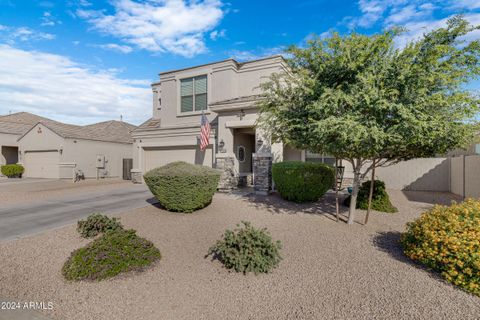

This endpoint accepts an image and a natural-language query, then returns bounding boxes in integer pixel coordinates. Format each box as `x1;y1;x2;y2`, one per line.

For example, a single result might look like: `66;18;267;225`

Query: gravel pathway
0;190;478;320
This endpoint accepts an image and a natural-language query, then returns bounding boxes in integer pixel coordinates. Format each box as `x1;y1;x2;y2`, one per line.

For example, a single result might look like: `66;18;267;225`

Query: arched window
238;146;246;162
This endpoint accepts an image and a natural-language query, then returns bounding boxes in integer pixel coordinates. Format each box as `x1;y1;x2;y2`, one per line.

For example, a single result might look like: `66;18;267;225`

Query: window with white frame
180;75;207;113
305;151;336;165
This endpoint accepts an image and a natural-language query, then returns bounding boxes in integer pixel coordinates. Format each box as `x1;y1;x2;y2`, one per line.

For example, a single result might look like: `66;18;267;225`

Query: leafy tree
258;16;480;224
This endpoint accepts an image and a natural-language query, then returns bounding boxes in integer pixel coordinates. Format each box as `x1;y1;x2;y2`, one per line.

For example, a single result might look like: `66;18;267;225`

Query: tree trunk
334;158;340;222
347;170;361;225
364;160;376;225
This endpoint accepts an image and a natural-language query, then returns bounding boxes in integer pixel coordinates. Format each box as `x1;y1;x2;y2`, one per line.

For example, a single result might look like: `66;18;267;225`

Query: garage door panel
24;151;60;178
144;147;212;172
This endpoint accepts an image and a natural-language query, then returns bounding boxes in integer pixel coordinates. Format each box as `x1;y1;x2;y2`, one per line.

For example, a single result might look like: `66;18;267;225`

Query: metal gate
123;158;133;180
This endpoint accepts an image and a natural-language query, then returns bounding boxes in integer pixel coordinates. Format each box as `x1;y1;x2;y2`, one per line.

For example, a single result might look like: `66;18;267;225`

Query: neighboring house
0;112;53;167
0;112;136;179
132;55;314;193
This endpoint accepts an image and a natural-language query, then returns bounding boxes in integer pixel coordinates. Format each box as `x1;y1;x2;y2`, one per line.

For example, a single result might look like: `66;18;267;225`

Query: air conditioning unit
96;155;105;168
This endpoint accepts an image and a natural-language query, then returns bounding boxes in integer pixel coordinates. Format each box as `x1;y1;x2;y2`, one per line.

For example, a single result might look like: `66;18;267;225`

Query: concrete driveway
0;183;154;242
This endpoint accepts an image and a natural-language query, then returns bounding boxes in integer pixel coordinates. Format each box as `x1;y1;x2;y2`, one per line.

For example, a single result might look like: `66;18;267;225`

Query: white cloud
347;0;480;46
77;0;225;57
41;11;62;27
395;13;480;47
228;46;285;62
0;45;151;125
96;43;133;54
0;25;55;43
209;29;226;40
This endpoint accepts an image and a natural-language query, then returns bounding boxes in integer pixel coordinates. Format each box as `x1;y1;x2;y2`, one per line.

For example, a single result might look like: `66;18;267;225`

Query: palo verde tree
258;16;480;224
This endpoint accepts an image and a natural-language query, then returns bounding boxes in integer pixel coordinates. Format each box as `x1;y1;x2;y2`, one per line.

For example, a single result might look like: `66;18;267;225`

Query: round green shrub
77;213;123;238
1;164;24;178
62;229;161;281
144;161;221;213
207;221;282;274
401;199;480;296
272;161;335;202
344;180;397;213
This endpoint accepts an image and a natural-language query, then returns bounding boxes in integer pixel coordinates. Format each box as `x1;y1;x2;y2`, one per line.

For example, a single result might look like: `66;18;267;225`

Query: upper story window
180;75;207;113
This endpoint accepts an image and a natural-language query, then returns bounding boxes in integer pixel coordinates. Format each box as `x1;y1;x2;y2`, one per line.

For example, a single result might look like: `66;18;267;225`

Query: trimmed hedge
144;161;221;213
344;180;397;213
401;199;480;296
207;221;282;274
62;229;161;281
272;161;335;202
1;164;24;178
77;213;123;238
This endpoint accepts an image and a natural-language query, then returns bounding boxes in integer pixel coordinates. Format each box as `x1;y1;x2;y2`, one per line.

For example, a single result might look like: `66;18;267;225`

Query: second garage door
144;146;213;172
24;151;60;178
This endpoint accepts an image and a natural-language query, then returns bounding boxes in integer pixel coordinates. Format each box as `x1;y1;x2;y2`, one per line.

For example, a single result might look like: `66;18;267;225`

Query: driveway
0;183;153;242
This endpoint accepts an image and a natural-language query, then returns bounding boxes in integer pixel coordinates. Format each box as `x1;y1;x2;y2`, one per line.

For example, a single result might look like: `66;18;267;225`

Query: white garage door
24;151;60;178
144;146;213;172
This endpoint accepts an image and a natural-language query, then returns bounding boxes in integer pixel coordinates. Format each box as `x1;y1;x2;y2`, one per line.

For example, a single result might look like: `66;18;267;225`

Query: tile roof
0;112;136;144
210;94;263;106
135;118;161;131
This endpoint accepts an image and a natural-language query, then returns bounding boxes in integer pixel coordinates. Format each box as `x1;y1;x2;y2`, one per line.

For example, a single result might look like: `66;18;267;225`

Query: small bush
401;199;480;296
77;213;123;238
272;161;334;202
207;221;282;274
344;180;397;213
62;229;161;281
144;161;221;213
1;164;24;178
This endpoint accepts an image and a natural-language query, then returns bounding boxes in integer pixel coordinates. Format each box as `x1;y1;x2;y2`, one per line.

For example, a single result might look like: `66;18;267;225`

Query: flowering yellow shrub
401;199;480;296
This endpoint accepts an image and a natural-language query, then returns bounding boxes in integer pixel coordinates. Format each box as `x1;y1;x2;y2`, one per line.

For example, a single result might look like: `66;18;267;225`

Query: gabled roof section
1;112;137;144
0;112;53;125
134;118;161;132
0;112;54;135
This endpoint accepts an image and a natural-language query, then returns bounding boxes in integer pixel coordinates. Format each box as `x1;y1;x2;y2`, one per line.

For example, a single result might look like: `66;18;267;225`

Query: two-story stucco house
132;55;309;194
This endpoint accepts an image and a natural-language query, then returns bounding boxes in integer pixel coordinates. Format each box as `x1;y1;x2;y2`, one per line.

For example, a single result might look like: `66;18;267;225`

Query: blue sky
0;0;479;125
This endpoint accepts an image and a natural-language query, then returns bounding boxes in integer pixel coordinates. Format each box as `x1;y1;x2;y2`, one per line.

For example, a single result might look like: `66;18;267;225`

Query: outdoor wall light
59;146;63;155
256;138;263;148
218;139;225;153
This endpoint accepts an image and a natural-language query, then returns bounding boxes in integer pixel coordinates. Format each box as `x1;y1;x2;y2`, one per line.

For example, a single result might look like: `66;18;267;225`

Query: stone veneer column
253;153;272;195
215;154;238;192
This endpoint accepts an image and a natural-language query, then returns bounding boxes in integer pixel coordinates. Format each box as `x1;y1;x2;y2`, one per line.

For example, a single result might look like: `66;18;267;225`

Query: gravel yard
0;190;478;320
0;178;131;204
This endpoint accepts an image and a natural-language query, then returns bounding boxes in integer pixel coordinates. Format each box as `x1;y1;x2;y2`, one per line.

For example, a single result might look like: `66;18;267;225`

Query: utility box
96;155;105;168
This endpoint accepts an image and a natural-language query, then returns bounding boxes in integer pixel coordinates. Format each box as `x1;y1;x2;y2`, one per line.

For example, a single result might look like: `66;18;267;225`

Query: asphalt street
0;184;153;242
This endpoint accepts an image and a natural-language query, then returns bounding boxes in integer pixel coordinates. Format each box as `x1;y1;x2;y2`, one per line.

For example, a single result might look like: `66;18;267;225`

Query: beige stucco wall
465;155;480;198
283;145;302;161
19;123;132;179
61;139;132;179
375;158;450;191
450;156;464;196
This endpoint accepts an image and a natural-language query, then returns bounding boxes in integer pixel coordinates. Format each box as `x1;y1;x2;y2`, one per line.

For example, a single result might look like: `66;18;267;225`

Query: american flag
200;113;211;151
